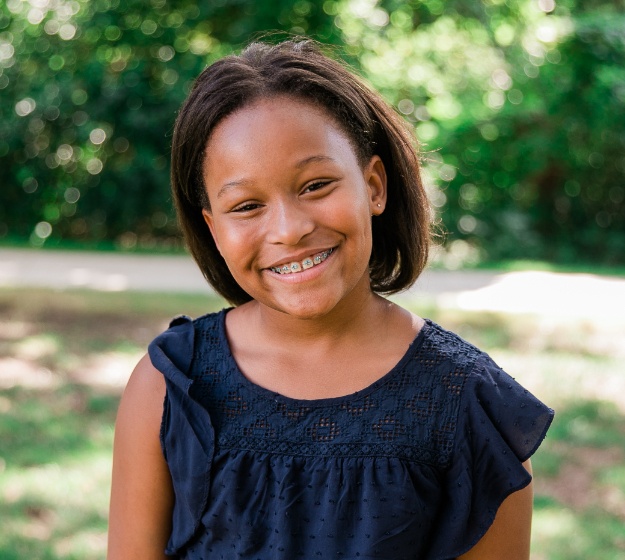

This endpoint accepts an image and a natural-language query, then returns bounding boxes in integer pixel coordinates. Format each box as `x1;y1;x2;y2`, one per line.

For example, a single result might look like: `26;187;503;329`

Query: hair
171;38;431;305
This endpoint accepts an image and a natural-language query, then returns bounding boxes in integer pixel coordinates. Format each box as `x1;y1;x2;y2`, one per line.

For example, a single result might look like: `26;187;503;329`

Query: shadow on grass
0;384;115;560
0;385;117;467
0;288;225;354
1;497;107;560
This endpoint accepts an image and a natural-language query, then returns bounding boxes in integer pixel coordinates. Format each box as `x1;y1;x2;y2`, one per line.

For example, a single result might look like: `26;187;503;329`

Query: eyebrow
215;155;337;199
216;178;253;199
294;155;336;168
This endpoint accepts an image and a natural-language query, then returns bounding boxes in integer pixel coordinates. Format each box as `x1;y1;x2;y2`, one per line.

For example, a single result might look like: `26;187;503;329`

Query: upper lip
265;247;335;269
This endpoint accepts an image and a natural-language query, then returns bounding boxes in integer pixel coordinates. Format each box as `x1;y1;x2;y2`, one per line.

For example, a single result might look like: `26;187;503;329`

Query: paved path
1;248;624;321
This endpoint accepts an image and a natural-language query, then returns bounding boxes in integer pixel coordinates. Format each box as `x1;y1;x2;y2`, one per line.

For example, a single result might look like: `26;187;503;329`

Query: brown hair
171;39;431;305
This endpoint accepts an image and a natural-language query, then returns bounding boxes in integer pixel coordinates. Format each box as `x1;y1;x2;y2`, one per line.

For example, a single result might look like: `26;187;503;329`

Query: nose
265;198;315;245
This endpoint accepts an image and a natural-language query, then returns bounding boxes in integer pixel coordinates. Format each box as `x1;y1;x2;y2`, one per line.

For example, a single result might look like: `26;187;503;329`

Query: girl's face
202;96;386;319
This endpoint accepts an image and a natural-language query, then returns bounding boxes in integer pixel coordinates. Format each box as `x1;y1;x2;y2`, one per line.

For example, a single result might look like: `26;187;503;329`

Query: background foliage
1;0;624;263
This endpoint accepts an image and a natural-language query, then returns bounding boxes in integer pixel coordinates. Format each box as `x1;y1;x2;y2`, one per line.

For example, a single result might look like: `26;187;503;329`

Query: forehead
202;97;359;177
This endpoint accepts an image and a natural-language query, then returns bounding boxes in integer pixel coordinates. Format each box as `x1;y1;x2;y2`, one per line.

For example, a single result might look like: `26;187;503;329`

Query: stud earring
377;203;381;208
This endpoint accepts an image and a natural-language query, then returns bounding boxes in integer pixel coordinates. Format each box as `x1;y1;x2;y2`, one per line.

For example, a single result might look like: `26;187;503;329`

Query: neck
244;285;391;348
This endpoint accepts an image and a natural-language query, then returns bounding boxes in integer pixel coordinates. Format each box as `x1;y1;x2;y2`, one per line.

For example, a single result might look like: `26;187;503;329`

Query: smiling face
201;96;386;320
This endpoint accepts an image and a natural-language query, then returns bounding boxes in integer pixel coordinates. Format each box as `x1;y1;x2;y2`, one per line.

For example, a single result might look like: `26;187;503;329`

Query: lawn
1;287;624;559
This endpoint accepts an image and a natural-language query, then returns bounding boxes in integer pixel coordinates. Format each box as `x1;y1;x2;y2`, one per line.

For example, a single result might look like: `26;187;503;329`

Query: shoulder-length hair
171;39;431;305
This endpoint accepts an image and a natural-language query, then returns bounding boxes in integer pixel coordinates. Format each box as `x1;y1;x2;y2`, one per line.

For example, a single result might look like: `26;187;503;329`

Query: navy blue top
148;309;553;559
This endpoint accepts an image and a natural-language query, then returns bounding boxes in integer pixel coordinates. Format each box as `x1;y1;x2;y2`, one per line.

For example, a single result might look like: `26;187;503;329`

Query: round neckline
216;308;432;408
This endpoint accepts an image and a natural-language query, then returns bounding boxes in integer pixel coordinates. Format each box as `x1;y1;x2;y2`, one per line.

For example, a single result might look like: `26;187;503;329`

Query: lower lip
265;248;336;284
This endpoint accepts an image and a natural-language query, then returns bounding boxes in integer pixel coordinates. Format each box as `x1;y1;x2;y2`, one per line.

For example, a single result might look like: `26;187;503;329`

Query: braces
270;248;334;274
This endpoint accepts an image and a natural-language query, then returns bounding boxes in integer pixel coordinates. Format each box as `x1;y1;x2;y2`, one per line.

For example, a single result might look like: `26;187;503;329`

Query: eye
231;202;261;213
303;180;331;194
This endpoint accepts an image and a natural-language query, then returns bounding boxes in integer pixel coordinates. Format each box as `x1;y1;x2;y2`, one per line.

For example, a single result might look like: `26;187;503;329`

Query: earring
377;203;381;208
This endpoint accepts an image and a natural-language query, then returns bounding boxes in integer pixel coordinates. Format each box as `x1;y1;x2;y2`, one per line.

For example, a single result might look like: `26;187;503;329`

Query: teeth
271;248;334;275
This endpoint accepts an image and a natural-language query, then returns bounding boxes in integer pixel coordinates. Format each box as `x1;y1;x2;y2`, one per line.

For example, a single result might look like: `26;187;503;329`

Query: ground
1;285;624;559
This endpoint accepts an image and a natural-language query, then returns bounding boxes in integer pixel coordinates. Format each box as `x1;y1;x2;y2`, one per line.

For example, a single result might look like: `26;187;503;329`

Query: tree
0;0;339;249
1;0;623;264
332;0;625;263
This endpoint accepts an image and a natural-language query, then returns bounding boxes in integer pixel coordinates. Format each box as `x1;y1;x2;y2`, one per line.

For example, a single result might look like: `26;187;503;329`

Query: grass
1;286;624;559
0;237;185;255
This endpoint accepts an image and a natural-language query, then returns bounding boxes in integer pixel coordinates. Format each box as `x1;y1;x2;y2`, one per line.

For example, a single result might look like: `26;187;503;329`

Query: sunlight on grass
598;464;625;522
14;334;61;361
1;450;112;559
532;502;625;560
532;501;578;543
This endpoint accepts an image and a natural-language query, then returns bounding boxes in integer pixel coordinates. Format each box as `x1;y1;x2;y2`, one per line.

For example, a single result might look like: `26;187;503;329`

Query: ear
202;208;221;254
364;155;387;216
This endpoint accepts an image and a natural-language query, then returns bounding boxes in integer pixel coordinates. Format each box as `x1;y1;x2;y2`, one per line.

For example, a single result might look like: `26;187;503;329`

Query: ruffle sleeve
427;354;554;559
148;316;215;556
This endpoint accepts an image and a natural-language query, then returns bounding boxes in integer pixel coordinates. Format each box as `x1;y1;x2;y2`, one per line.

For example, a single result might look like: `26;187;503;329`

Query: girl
108;39;553;560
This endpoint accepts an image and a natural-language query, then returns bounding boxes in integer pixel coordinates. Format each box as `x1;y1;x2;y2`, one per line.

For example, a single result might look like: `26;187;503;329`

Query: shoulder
411;320;553;454
420;319;485;362
416;320;533;399
116;354;167;446
424;321;555;467
147;309;228;378
154;309;226;340
411;319;487;395
421;325;553;558
109;354;174;559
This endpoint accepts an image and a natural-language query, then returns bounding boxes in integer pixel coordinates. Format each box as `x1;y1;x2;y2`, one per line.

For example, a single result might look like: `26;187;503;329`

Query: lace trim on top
187;310;482;468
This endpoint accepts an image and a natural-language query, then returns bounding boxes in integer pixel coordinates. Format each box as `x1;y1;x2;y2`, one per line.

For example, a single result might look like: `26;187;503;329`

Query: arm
457;460;534;560
107;354;174;560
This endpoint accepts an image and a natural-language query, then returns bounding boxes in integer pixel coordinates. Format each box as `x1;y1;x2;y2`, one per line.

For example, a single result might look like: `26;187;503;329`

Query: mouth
269;248;335;275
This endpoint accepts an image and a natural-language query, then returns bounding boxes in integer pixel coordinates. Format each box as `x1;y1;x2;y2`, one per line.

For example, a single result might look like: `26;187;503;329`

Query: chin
263;292;343;320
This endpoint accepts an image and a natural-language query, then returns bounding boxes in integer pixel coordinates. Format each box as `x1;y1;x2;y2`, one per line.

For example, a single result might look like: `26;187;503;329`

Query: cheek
331;187;373;236
214;225;241;252
212;221;259;268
